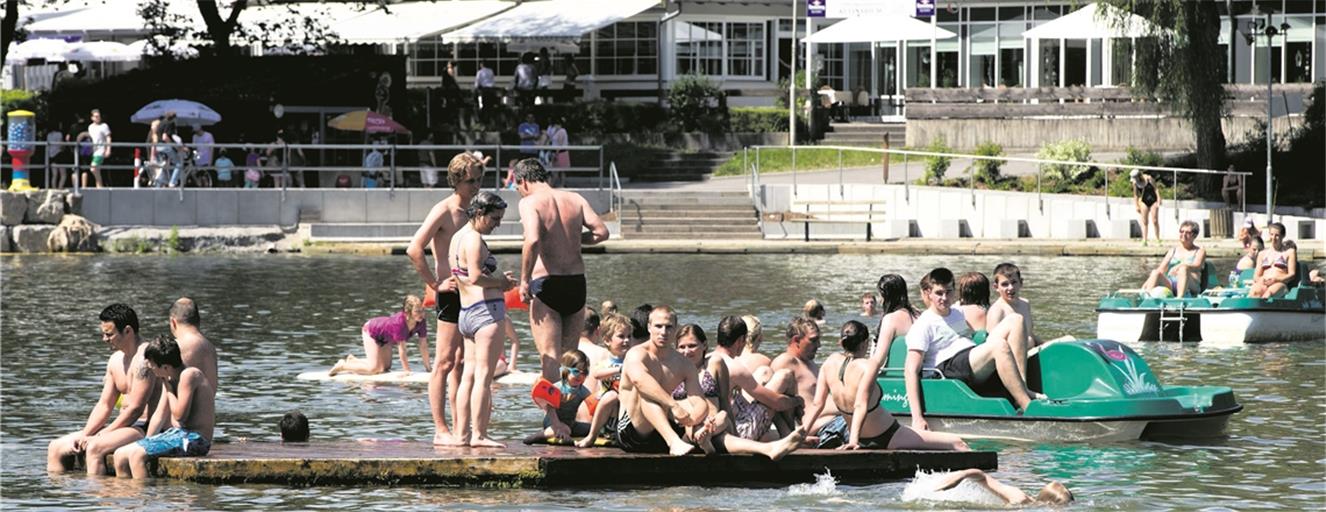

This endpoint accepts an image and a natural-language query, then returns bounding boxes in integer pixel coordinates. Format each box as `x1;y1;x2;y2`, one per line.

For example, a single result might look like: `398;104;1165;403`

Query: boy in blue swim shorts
113;335;216;479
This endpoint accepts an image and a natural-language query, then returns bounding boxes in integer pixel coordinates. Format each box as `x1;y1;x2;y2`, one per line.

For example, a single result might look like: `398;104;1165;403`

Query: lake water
2;253;1322;510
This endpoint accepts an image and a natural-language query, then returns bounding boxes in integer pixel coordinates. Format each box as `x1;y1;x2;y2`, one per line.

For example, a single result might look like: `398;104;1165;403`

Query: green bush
922;136;953;185
667;74;727;133
1118;146;1164;168
729;107;788;133
968;141;1005;184
1036;139;1094;182
1;89;47;120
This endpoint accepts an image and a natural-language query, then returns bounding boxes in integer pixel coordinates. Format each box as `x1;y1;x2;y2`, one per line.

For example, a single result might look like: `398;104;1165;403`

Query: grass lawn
712;148;909;176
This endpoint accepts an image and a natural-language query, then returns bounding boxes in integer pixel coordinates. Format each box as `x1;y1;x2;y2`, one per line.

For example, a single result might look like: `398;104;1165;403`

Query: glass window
1286;41;1311;82
1111;38;1133;86
877;45;898;95
1040;39;1060;86
817;42;844;89
907;43;931;87
1064;39;1086;86
937;51;959;87
676;21;724;76
727;22;766;78
596;21;659;76
1000;48;1024;86
677;21;766;78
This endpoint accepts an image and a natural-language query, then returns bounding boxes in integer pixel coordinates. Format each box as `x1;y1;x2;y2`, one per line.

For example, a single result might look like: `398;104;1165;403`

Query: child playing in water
329;295;431;376
987;263;1040;351
577;313;632;447
527;350;593;444
280;411;309;442
903;469;1073;506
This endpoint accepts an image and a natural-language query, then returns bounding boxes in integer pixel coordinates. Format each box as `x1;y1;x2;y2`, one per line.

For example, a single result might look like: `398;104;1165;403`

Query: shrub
1036;139;1094;182
968;141;1005;184
729;107;788;133
666;74;727;133
0;89;47;120
922;136;953;184
1118;146;1164;168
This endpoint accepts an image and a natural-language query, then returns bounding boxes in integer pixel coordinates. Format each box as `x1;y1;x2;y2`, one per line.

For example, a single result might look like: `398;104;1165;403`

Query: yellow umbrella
327;110;410;134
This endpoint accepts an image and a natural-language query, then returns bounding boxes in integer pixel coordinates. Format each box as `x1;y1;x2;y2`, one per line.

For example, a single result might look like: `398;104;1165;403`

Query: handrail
608;161;623;216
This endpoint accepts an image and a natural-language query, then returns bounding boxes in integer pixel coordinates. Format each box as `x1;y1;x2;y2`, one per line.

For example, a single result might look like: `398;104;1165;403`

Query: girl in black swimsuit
1131;170;1162;245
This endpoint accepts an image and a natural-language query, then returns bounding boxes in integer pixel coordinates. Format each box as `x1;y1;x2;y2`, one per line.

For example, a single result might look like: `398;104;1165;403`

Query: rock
65;193;83;216
24;190;68;224
0;191;25;225
0;226;11;252
12;225;56;253
47;214;100;252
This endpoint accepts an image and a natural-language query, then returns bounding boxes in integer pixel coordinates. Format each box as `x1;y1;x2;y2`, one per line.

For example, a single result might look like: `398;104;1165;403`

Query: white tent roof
330;1;510;44
801;15;956;44
1022;2;1157;39
22;0;205;36
441;0;659;45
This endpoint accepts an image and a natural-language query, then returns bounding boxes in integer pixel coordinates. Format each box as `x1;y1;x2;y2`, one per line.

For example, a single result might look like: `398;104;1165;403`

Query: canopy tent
22;1;204;37
64;41;139;62
329;1;510;45
441;0;659;46
5;39;73;65
801;14;956;44
1021;2;1157;40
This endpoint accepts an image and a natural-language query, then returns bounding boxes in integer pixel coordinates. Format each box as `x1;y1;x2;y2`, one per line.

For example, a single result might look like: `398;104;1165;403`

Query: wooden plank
153;441;996;487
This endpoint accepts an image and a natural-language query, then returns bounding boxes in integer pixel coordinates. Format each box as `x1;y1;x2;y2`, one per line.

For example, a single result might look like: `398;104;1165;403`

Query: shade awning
1022;2;1157;40
801;15;956;44
441;0;659;45
22;0;204;36
330;1;511;44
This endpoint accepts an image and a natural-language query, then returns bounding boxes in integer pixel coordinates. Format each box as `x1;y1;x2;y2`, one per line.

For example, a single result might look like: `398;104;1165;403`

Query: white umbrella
128;39;200;59
131;99;222;126
64;41;139;62
6;38;72;64
801;15;957;44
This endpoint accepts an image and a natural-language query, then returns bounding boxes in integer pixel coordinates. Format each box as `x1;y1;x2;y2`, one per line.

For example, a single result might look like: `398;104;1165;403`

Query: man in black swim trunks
47;304;161;475
407;152;485;446
513;158;610;383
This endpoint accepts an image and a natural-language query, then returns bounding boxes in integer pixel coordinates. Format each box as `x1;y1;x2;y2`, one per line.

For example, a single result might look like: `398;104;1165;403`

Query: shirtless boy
513;158;610;382
710;316;801;441
986;262;1041;374
112;336;216;479
168;297;219;390
48;304;160;476
407;152;484;445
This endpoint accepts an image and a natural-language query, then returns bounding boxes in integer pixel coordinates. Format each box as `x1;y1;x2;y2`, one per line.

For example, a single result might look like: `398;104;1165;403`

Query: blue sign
916;0;934;17
808;0;826;18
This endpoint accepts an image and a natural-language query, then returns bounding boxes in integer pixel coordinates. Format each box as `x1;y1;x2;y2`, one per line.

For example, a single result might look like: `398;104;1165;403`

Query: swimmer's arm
518;199;541;291
461;236;509;289
1191;247;1207;271
398;342;412;373
144;387;170;437
416;336;432;373
938;469;1030;505
1282;249;1299;285
590;363;620;381
407;204;447;290
105;359;156;432
170;371;200;425
734;364;798;411
81;365;119;438
580;198;610;246
904;350;928;430
504;319;519;371
869;320;897;369
712;358;732;419
800;364;831;428
623;352;679;411
933;468;987;491
1022;301;1041;346
1156;248;1176;275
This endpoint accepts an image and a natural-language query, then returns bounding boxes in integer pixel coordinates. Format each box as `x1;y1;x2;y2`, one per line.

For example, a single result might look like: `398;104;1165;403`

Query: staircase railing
745;148;764;232
609;161;623;216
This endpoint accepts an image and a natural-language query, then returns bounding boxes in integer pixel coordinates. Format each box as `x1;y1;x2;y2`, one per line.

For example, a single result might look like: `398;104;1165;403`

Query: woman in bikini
803;320;968;451
1131;169;1162;246
1142;219;1207;297
674;324;729;437
449;191;517;447
1249;222;1298;298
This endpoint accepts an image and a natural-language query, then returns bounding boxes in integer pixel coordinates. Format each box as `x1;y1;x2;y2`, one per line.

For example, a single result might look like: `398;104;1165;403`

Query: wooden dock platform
154;442;997;487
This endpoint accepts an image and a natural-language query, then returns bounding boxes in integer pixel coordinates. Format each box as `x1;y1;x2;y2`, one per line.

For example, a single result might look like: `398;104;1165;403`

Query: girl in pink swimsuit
329;295;431;376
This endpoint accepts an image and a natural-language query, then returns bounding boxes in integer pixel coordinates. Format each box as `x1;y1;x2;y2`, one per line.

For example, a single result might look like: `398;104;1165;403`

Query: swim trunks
935;346;976;385
615;410;685;454
815;415;848;449
90;154;105;166
530;274;587;316
136;427;211;458
857;420;901;449
459;298;506;338
731;391;776;440
435;289;461;324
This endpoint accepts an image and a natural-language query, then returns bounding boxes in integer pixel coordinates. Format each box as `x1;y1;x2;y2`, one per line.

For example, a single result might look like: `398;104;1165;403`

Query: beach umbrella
64;41;139;62
130;99;222;126
327;110;411;134
6;38;72;64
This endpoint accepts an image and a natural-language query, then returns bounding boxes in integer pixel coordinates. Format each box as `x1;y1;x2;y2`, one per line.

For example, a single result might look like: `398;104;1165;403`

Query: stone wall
905;116;1305;151
0;190;100;253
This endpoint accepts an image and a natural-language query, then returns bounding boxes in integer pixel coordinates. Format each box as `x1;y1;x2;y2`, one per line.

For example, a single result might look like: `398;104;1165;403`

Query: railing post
598;145;604;191
969;154;976;207
1172;169;1178;225
283;142;290;199
389;143;397;194
903;153;909;203
792;145;797;197
1104;167;1111;219
837;147;843;198
1036;169;1043;212
495;144;503;190
73;149;81;196
43;140;51;188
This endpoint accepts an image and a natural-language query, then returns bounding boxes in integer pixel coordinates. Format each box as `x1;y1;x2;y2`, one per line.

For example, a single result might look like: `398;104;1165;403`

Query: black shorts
935;346;977;385
530;274;587;316
615;412;683;454
435;289;461;324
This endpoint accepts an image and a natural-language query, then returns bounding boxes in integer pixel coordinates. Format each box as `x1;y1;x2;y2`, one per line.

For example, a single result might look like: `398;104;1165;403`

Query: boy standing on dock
113;336;216;479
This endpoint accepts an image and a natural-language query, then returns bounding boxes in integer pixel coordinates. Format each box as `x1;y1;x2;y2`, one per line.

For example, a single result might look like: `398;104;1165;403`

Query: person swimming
902;469;1074;507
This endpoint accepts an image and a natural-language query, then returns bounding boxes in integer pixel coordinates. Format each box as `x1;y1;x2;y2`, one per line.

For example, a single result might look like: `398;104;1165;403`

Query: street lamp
1243;10;1291;221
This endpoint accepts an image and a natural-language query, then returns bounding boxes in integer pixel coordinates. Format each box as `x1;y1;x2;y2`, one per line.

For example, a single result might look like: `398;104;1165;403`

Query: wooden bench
792;200;889;241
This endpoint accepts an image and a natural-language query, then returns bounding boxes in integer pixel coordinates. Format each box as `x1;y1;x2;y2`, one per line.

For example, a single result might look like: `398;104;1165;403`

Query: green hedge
729;107;788;133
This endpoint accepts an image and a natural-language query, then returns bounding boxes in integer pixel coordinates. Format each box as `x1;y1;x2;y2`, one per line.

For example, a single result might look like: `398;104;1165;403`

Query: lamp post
1244;10;1291;221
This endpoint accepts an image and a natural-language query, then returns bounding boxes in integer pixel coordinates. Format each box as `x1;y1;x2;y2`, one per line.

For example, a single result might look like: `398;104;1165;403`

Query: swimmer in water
908;468;1074;506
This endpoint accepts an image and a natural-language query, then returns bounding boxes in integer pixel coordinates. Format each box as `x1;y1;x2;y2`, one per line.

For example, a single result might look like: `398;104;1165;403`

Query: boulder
25;190;68;224
0;191;25;225
0;226;11;252
12;225;56;253
47;214;100;252
65;192;83;216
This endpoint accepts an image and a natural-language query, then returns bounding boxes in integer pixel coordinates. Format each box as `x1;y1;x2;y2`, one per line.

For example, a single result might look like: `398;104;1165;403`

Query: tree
1103;1;1227;188
195;0;245;56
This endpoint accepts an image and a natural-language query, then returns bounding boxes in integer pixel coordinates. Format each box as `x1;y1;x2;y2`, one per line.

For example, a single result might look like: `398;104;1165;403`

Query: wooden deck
154;441;997;487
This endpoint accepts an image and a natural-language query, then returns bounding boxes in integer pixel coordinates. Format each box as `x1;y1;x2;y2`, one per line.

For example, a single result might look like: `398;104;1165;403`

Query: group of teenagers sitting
515;261;1050;463
1140;219;1315;299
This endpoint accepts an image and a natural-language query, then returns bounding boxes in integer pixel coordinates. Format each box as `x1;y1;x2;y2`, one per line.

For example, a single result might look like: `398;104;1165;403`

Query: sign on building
808;0;826;18
916;0;935;17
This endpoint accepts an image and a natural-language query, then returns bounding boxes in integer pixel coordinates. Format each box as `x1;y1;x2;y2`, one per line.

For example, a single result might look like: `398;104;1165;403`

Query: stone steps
614;191;760;239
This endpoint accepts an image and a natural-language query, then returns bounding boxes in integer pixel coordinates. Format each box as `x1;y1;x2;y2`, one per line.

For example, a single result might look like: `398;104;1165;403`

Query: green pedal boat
875;335;1242;442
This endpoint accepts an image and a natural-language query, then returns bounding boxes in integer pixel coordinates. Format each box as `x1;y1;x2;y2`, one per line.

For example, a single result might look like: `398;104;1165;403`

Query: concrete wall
906;116;1305;151
761;183;1325;241
80;189;613;227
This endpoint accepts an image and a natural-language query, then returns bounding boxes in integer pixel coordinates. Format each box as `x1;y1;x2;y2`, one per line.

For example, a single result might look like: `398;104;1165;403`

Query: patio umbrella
328;110;411;134
130;99;222;125
64;41;139;62
6;38;72;64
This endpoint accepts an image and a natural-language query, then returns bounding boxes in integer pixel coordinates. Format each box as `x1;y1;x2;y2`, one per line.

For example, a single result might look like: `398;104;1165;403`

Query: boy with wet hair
281;411;310;442
905;268;1042;432
112;335;215;479
986;262;1041;366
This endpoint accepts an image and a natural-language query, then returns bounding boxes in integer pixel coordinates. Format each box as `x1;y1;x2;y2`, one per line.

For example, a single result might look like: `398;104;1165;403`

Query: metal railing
608;161;623;216
747;145;1252;217
5;141;608;199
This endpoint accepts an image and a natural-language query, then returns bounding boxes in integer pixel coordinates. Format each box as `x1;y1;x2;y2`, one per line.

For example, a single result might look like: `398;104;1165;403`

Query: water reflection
1;253;1321;510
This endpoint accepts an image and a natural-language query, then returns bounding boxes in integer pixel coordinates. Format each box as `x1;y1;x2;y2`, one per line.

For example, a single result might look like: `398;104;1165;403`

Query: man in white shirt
904;267;1040;432
86;109;111;188
474;61;496;110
